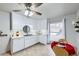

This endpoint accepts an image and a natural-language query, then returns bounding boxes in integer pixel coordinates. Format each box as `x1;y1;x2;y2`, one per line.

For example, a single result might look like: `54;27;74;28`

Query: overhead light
29;11;33;16
24;10;29;16
24;10;33;16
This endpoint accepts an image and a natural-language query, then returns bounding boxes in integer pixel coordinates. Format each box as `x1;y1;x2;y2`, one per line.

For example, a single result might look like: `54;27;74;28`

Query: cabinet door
1;37;9;53
25;37;31;48
13;37;24;53
0;37;9;54
0;38;3;54
25;36;38;48
39;35;47;44
30;36;38;45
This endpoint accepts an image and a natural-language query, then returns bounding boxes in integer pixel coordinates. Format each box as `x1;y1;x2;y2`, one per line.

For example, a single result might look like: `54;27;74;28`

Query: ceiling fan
13;3;43;16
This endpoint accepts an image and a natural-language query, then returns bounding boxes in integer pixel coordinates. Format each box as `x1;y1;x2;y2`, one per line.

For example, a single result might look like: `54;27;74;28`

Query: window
50;23;62;35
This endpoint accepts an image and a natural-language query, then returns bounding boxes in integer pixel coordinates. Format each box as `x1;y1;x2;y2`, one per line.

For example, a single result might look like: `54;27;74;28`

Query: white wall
34;19;47;31
65;14;77;47
76;10;79;55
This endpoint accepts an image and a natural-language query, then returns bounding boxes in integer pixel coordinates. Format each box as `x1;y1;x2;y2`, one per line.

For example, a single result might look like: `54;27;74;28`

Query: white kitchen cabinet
24;36;38;48
0;37;3;54
24;36;31;48
11;36;38;54
0;36;9;54
38;35;47;44
2;37;9;53
11;37;25;53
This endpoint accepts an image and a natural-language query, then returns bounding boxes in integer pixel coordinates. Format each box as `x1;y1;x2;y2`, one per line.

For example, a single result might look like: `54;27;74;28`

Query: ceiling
0;3;79;19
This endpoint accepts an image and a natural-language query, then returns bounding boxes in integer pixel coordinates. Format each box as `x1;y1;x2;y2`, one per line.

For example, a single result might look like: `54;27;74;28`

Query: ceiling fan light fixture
29;11;33;16
24;10;33;16
24;10;29;16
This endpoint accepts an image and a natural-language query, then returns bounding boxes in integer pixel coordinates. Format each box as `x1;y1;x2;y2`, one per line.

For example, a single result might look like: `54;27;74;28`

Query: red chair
51;41;76;56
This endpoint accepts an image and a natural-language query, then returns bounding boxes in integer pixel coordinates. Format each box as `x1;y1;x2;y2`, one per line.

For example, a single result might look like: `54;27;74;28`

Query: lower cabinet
24;36;38;48
0;38;2;54
11;37;25;53
11;35;47;54
11;36;38;54
37;35;47;44
0;37;9;54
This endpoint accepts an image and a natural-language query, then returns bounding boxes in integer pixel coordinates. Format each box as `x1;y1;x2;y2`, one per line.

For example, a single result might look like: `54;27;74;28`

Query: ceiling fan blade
34;11;42;15
24;3;32;8
26;8;42;15
12;10;22;12
27;9;42;15
34;3;43;7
